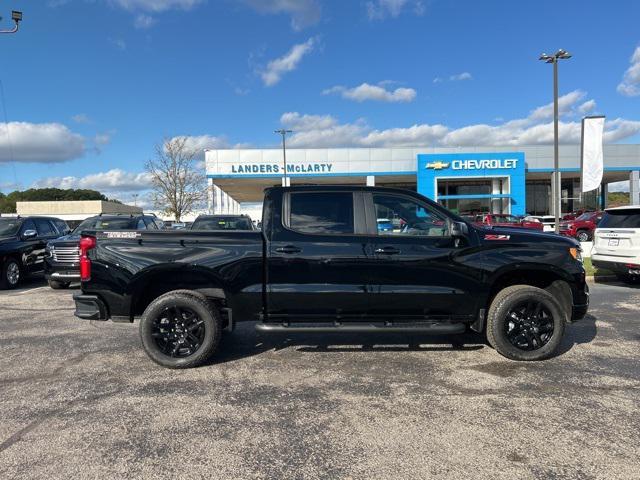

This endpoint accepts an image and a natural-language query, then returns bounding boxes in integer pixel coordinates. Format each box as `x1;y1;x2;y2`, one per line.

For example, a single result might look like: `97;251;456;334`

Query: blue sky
1;0;639;203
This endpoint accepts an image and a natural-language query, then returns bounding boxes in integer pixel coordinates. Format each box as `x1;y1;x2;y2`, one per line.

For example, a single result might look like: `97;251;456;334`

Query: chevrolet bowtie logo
426;161;450;170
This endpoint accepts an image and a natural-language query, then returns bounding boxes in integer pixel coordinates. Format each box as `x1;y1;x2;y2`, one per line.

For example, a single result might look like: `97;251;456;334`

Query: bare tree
145;137;207;222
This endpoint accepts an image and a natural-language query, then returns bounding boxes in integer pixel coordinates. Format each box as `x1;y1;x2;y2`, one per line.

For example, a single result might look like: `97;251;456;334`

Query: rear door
267;190;375;319
367;192;480;321
595;209;640;259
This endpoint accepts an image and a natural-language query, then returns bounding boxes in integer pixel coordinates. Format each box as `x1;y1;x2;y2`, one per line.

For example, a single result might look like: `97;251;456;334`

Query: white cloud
578;99;597;115
279;90;640;148
608;181;630;193
241;0;321;31
617;46;640;97
109;37;127;50
0;122;85;163
260;37;318;86
109;0;204;12
366;0;425;20
72;113;92;124
32;169;151;193
433;72;472;83
134;14;156;28
169;134;230;153
528;90;587;121
449;72;472;81
323;82;416;103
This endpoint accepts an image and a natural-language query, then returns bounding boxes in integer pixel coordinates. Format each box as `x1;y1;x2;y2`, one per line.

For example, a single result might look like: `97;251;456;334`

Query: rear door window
34;219;57;237
598;209;640;228
288;192;355;235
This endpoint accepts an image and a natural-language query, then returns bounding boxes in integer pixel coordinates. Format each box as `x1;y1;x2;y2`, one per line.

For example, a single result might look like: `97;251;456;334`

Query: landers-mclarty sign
231;163;334;174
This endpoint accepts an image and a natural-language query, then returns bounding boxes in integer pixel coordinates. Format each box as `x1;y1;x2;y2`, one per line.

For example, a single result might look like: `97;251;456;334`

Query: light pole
539;49;572;234
275;129;292;187
0;10;22;34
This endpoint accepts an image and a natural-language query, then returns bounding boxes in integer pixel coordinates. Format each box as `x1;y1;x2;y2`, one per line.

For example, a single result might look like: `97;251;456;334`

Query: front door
267;190;375;320
367;192;481;321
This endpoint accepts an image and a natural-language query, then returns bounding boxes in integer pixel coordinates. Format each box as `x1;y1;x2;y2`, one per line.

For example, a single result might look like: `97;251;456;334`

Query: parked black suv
0;216;71;289
44;213;164;289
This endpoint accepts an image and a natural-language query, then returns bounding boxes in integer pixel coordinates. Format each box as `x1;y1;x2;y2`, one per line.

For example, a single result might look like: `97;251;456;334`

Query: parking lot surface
0;279;639;479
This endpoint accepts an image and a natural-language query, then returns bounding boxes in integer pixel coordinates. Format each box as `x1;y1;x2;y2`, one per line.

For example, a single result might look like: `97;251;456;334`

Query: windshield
598;209;640;228
0;218;21;236
191;217;253;230
575;212;595;221
493;214;519;223
74;217;134;232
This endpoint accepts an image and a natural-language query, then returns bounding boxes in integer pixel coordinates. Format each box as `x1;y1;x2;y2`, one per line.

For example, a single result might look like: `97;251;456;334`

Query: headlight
569;247;583;263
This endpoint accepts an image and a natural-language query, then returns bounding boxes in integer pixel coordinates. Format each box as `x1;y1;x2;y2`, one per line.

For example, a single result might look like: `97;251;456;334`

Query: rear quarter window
598;210;640;228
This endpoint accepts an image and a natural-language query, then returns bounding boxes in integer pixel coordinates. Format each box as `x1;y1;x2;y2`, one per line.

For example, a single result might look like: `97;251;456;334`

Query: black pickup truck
74;186;588;368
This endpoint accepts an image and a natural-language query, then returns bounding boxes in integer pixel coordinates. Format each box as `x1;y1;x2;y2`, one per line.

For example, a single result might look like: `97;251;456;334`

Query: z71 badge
484;234;510;241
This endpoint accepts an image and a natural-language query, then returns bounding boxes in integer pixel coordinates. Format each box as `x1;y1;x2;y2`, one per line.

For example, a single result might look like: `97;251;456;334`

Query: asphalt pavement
0;277;638;479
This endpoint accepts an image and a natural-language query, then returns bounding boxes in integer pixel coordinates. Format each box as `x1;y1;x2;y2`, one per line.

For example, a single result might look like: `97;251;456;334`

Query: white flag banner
581;116;605;193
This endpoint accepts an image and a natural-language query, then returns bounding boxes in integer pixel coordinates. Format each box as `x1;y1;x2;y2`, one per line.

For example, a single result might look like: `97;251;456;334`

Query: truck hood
475;225;580;247
47;233;81;247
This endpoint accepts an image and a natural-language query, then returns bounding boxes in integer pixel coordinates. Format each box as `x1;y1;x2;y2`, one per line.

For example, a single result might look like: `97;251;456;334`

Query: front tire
139;291;222;369
576;230;590;242
486;285;565;361
48;279;70;289
1;258;21;290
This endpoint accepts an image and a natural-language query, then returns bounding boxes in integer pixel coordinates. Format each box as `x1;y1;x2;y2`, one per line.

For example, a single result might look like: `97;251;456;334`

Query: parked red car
559;211;603;242
472;214;544;230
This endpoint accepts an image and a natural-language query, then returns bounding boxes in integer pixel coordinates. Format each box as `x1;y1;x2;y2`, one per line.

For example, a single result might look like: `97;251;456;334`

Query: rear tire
1;258;21;290
139;290;222;369
48;279;70;289
576;230;590;242
486;285;565;361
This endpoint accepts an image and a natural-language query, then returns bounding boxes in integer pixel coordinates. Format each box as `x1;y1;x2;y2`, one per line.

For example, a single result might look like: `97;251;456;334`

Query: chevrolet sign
426;161;450;170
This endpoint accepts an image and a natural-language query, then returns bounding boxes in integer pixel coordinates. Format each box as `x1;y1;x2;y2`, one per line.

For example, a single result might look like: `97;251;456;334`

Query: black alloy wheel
486;285;565;361
151;305;206;358
504;301;554;351
139;290;222;368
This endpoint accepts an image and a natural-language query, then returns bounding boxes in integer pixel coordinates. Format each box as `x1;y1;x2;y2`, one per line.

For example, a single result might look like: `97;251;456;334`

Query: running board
255;322;466;334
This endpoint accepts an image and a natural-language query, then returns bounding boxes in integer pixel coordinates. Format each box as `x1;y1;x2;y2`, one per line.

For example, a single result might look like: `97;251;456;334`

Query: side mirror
22;229;37;240
448;220;468;238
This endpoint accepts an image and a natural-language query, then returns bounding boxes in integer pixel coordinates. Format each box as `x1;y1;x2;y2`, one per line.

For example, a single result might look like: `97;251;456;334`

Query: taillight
79;236;97;281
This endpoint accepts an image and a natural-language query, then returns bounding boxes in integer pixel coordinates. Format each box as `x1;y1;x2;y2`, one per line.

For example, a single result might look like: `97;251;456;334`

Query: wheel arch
485;265;574;323
128;264;228;318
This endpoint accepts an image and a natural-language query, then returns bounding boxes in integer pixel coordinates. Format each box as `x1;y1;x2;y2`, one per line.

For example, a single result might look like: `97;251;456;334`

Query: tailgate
594;228;640;258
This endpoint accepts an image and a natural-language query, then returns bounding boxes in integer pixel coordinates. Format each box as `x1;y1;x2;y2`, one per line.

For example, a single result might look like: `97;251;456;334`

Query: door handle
275;245;302;254
375;247;400;255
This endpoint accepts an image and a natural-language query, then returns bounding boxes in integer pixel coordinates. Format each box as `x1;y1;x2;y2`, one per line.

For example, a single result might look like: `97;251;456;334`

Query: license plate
608;239;619;246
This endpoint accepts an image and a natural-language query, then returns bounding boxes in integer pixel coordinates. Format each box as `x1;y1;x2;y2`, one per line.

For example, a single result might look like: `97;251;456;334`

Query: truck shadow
211;324;486;365
210;314;598;365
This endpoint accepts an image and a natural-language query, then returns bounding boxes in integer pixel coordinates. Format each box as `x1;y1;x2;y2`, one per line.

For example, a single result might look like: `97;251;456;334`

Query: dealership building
205;145;640;218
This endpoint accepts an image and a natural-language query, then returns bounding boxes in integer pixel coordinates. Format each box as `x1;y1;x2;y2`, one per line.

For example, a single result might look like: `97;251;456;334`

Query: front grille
51;246;80;264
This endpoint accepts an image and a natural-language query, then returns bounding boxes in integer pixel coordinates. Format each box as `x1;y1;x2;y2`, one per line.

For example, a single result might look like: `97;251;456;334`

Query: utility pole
274;129;292;187
539;49;572;234
0;10;22;34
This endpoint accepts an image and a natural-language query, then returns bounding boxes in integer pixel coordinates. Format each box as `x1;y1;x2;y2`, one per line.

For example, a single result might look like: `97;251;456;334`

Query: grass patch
583;257;613;278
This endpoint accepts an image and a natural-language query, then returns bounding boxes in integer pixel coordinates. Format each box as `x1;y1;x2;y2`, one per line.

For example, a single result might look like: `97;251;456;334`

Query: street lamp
275;129;292;187
539;49;572;234
0;10;23;34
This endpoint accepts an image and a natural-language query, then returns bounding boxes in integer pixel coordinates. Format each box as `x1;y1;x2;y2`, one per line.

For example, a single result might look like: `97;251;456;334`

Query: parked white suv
591;205;640;284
